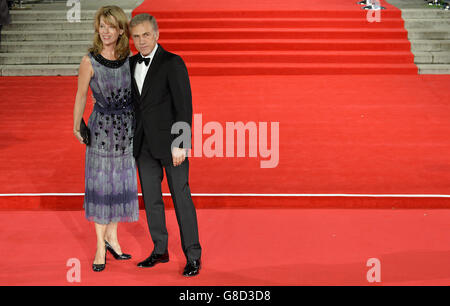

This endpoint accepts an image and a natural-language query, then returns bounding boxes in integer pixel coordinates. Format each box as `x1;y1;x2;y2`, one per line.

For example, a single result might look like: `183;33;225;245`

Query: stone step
0;64;79;76
2;30;94;42
401;8;450;19
4;21;448;33
0;53;85;65
9;9;132;21
1;39;415;53
1;28;413;42
3;20;93;31
6;7;448;21
410;40;450;51
0;51;416;65
4;28;448;43
0;41;91;52
2;49;443;67
23;0;140;11
414;51;433;63
417;64;450;74
404;19;450;29
413;51;450;63
408;30;450;40
3;18;407;31
429;51;450;63
0;63;419;76
385;0;436;9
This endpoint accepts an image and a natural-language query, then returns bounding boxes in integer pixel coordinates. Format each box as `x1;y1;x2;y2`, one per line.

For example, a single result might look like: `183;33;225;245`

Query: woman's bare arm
73;55;93;143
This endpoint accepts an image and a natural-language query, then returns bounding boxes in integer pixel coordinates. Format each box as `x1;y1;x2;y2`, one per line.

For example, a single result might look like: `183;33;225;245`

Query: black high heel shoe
105;240;132;260
92;248;106;272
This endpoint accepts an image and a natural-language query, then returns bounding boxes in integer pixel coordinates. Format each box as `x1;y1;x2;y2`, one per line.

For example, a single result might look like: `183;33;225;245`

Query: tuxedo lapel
140;45;164;102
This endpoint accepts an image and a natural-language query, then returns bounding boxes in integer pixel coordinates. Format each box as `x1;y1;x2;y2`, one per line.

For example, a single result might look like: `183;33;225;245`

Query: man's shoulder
164;51;186;68
158;46;184;63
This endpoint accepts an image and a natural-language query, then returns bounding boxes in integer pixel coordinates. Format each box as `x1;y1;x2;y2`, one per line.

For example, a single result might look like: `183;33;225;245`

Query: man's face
131;21;158;56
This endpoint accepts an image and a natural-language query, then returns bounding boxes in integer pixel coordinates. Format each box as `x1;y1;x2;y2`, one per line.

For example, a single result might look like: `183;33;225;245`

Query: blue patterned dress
84;52;139;224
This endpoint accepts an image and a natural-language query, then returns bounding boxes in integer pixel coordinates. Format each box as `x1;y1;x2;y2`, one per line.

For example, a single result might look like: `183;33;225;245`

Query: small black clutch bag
80;118;90;146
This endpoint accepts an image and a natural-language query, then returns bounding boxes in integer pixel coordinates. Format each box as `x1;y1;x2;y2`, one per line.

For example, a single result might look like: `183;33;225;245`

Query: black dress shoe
105;240;132;260
183;259;201;277
92;249;107;272
137;252;169;268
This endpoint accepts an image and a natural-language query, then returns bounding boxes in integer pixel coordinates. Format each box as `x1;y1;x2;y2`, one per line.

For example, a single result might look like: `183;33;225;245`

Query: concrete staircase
1;0;449;75
0;0;139;76
387;0;450;74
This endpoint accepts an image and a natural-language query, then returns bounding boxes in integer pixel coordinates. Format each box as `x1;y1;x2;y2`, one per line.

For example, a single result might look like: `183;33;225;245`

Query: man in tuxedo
129;13;202;277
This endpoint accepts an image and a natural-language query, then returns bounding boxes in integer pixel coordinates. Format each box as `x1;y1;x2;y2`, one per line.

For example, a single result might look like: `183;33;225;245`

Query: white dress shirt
134;43;159;95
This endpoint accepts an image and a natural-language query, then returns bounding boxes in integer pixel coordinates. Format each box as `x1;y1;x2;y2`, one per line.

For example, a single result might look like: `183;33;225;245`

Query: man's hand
172;147;186;167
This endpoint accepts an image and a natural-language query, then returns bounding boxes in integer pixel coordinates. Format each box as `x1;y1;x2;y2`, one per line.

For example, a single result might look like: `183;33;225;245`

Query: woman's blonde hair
89;6;130;60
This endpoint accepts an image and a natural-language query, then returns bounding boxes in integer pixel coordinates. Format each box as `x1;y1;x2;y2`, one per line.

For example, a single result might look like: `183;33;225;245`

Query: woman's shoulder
78;54;94;77
80;54;93;66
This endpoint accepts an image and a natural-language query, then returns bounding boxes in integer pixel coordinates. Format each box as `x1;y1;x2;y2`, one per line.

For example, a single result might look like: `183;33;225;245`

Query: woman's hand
73;129;84;144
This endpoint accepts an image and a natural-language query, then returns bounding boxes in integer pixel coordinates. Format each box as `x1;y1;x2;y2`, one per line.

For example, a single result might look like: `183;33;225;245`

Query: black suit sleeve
168;55;193;149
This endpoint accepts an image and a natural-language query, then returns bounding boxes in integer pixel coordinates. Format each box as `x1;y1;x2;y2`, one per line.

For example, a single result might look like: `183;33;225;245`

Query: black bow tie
137;56;150;66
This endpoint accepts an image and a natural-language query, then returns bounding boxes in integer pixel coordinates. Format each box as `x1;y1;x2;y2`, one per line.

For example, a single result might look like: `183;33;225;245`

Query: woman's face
98;16;123;46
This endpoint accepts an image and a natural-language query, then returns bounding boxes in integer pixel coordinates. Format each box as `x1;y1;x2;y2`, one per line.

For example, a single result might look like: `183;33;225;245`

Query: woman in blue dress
73;6;138;272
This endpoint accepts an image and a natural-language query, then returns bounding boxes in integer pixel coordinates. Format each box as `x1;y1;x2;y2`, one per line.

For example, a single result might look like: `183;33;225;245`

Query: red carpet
131;0;417;75
0;0;449;287
1;75;450;209
1;209;449;285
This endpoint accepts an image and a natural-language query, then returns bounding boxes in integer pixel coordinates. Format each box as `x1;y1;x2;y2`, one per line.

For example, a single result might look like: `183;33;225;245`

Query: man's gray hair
129;13;159;34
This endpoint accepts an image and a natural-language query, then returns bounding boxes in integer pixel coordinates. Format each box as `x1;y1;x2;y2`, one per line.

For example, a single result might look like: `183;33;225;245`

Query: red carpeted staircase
131;7;418;75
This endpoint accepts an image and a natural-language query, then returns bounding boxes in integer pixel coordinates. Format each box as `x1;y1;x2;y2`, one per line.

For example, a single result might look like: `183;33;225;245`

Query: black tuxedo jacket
130;45;193;165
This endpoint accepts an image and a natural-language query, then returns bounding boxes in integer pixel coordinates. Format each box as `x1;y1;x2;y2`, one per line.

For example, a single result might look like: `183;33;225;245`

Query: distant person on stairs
0;0;11;43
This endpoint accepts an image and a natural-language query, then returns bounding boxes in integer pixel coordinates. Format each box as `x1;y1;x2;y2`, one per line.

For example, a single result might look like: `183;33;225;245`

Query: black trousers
136;136;201;262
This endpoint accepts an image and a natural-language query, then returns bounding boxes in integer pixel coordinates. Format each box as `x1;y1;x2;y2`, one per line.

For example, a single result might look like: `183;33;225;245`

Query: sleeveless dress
84;52;139;224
